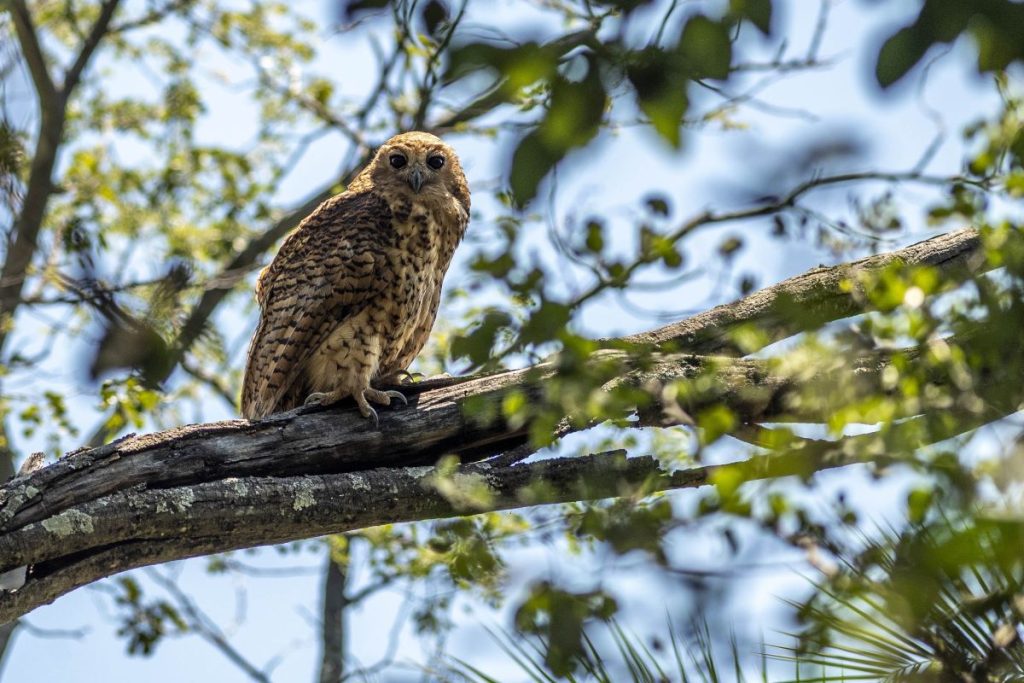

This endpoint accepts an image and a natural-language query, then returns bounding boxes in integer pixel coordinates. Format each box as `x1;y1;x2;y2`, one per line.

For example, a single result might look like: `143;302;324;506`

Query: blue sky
1;0;1009;680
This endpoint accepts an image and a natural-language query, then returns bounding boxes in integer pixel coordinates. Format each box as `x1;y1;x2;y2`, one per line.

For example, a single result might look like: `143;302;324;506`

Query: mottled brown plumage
241;132;470;423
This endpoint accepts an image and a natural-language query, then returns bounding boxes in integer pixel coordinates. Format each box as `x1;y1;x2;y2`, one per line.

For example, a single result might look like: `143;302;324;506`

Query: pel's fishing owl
241;132;470;424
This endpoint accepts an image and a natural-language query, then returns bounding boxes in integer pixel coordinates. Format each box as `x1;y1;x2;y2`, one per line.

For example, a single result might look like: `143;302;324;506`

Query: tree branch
5;341;947;550
8;0;57;109
0;402;999;627
61;0;121;96
0;621;17;676
318;552;347;683
619;228;987;354
1;0;120;355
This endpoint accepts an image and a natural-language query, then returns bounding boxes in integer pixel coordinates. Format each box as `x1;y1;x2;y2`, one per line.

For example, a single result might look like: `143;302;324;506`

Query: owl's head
365;131;469;209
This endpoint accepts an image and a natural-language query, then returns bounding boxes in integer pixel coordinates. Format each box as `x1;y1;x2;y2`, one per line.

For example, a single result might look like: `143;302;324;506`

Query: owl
241;131;470;424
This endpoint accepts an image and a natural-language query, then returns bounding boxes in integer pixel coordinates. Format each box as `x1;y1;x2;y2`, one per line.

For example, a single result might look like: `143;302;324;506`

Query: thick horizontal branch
0;345;928;540
0;353;767;535
0;402;1001;625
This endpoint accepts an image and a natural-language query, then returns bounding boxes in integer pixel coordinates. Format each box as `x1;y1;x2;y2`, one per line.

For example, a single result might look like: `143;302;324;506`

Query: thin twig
147;568;272;683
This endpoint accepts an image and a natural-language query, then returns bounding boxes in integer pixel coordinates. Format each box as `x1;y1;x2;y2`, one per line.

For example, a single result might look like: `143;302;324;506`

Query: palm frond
780;517;1024;682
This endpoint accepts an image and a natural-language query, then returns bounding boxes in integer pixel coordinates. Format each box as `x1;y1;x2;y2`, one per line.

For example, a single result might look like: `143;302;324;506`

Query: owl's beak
408;167;425;193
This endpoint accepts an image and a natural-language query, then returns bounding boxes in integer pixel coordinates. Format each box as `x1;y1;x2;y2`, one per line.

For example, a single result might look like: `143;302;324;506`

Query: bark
0;228;1009;626
318;552;347;683
0;622;16;678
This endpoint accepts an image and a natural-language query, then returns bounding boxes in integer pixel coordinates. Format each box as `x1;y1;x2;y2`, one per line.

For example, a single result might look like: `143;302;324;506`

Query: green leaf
447;42;559;96
677;16;732;80
874;0;983;88
514;583;619;677
450;311;513;367
577;501;673;563
729;0;772;34
697;404;736;445
537;60;606;149
510;57;607;205
644;195;671;217
906;487;934;524
519;301;571;346
584;219;605;253
627;49;690;148
875;26;930;88
509;131;561;206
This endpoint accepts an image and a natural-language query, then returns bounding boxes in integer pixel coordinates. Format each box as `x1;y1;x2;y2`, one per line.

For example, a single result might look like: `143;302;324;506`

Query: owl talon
363;406;379;428
303;392;335;408
391;370;424;385
355;391;382;428
383;390;408;407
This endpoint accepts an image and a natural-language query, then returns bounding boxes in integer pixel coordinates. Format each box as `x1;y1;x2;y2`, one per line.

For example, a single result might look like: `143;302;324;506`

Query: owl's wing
241;191;391;419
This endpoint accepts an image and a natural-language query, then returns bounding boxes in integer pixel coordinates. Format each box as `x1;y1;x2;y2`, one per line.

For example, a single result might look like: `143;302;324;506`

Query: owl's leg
304;333;409;426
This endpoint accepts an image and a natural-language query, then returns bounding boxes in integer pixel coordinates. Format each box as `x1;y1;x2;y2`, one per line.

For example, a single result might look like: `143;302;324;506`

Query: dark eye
389;154;407;169
427;155;445;170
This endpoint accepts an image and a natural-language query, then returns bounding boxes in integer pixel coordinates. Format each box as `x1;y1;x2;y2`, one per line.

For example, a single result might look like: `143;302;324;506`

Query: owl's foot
303;388;406;428
355;388;408;428
304;390;343;409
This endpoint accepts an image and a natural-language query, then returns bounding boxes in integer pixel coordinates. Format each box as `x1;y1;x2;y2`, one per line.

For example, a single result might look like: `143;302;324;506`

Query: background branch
318;552;348;683
620;227;986;353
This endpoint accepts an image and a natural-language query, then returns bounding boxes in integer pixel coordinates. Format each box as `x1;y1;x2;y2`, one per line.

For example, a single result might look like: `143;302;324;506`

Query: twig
16;618;89;639
8;1;57;108
62;0;122;96
147;568;272;683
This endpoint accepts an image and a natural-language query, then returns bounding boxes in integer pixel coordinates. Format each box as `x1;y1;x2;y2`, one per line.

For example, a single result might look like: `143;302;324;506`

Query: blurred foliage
780;518;1024;681
452;617;781;683
110;576;188;656
876;0;1024;87
443;1;760;203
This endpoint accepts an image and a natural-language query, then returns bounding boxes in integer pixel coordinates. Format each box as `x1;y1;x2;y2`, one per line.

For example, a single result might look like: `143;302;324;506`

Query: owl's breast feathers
241;186;468;419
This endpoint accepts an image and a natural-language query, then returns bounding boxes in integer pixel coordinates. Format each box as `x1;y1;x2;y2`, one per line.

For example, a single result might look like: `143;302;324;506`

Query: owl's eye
389;154;407;169
427;155;445;170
